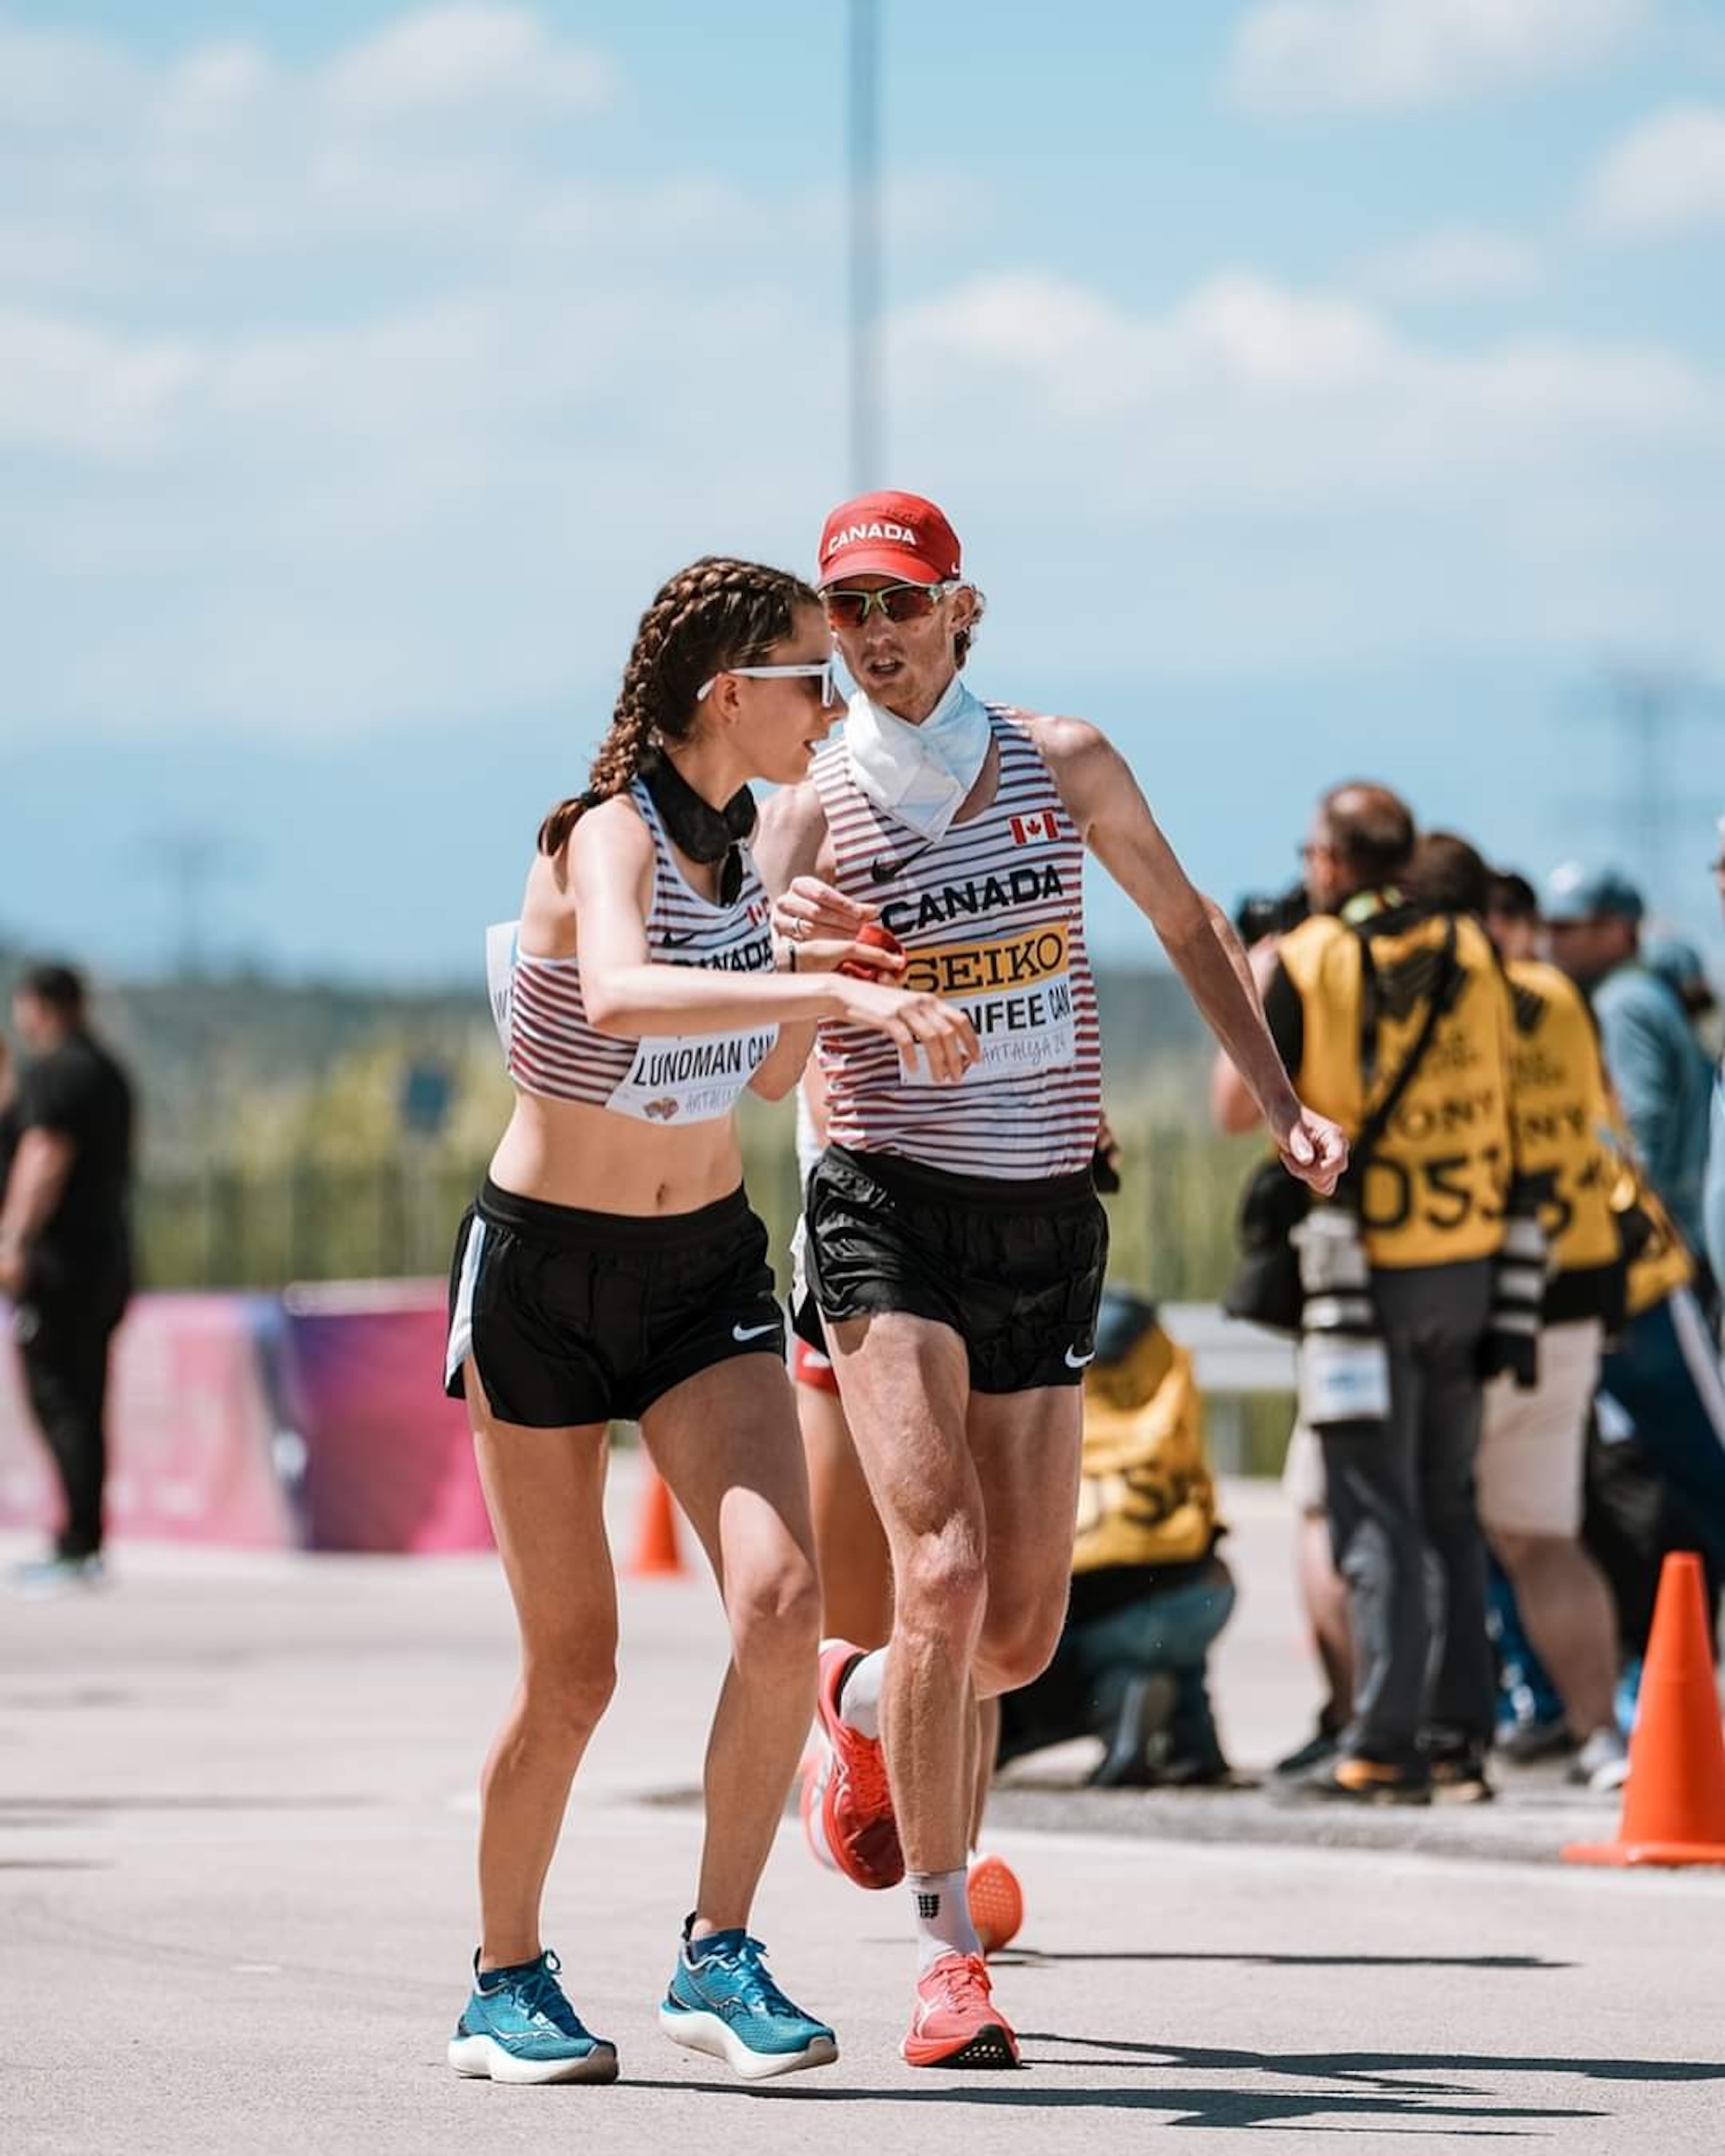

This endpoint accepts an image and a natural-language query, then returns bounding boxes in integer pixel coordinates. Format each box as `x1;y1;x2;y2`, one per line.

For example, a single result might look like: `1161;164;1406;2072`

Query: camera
1233;880;1309;947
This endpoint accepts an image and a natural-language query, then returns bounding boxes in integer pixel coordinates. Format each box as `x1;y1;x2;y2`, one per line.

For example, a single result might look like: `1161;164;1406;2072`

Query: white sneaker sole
802;1742;841;1872
659;2004;837;2081
447;2032;619;2085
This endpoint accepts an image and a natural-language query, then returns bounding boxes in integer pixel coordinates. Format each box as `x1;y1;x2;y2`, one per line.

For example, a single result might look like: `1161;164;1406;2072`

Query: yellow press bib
1074;1325;1216;1573
1278;907;1512;1268
1600;1101;1694;1317
1502;959;1620;1286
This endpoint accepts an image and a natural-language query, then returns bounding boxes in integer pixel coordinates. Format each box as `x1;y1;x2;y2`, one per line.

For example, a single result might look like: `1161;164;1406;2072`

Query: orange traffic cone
627;1465;687;1578
1565;1551;1725;1868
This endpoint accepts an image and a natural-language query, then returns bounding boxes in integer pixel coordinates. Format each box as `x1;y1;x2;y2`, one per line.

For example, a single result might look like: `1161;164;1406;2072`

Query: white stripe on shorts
445;1215;488;1389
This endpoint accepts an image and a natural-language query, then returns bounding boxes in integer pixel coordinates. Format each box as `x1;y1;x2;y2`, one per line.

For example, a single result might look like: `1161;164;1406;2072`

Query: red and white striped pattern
813;709;1102;1178
508;779;775;1113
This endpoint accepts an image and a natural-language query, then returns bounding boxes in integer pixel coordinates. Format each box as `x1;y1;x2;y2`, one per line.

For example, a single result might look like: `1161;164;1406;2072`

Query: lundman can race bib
605;1028;778;1123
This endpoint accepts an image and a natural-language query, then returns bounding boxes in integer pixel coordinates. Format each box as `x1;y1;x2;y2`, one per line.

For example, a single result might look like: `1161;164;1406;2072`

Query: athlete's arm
1036;716;1347;1195
753;784;905;970
1210;939;1285;1133
569;799;977;1081
749;787;902;1092
748;1022;816;1100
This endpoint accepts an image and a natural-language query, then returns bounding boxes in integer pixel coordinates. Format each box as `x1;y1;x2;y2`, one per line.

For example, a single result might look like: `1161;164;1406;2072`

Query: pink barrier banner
0;1293;296;1549
278;1280;492;1554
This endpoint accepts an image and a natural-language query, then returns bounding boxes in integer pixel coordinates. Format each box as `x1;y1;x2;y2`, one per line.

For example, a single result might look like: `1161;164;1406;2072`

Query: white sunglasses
696;658;842;704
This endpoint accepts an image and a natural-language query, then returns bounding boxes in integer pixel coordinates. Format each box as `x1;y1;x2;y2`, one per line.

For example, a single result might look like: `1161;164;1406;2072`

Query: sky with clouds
3;0;1723;980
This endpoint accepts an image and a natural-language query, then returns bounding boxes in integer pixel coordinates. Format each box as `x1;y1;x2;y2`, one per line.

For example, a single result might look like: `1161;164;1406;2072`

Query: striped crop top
488;779;778;1126
811;707;1102;1179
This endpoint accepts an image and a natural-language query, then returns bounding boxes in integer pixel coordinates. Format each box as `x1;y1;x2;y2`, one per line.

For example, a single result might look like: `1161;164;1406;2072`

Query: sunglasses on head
823;580;959;630
696;658;841;704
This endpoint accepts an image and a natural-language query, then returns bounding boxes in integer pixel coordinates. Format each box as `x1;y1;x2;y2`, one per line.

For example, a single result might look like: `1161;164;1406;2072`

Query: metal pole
848;0;882;491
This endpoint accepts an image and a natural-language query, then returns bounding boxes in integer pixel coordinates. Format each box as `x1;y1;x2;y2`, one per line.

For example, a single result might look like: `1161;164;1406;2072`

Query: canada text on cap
817;490;962;588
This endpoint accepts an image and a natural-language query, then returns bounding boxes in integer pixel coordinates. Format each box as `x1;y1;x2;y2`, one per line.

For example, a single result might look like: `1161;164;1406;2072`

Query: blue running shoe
659;1924;837;2081
447;1948;618;2085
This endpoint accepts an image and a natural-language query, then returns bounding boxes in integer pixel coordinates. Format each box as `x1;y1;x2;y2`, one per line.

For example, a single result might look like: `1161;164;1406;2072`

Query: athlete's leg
465;1365;617;1972
643;1355;823;1931
826;1310;982;1877
969;1384;1085;1703
969;1696;999;1850
798;1366;894;1649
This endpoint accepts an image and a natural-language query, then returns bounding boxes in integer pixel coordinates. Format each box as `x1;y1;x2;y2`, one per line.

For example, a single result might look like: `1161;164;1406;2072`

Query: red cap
817;490;962;588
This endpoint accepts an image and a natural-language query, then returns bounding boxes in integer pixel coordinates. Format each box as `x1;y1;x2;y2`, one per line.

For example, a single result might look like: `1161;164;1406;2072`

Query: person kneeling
996;1289;1235;1788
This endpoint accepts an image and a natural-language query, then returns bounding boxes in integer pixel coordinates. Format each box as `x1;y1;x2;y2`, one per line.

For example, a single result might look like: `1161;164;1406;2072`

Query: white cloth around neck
844;675;992;841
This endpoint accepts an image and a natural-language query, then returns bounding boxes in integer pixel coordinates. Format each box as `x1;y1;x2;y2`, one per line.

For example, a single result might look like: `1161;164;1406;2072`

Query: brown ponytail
538;555;820;855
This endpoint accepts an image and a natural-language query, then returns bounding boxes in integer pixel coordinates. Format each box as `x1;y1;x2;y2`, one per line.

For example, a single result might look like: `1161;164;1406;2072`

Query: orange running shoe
805;1639;903;1890
901;1951;1021;2069
966;1853;1023;1955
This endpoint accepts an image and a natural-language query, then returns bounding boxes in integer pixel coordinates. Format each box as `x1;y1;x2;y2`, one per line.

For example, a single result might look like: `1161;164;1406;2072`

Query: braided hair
538;555;821;855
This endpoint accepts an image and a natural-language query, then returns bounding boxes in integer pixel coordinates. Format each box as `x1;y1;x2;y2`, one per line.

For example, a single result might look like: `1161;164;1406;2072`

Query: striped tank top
491;779;778;1126
811;707;1102;1178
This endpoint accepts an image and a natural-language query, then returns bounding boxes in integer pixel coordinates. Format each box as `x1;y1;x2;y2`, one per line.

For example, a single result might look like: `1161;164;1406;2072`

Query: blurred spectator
1709;814;1725;1298
995;1289;1234;1787
1484;871;1540;965
0;1035;17;1193
1216;783;1514;1803
0;964;135;1593
1544;863;1711;1262
1642;934;1717;1032
1418;836;1629;1789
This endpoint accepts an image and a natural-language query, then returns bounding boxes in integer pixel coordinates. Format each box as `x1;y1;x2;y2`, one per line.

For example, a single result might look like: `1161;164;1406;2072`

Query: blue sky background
3;0;1723;982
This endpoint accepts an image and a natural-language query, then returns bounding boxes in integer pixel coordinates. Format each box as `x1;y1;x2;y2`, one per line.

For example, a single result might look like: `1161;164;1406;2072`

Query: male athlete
756;490;1346;2066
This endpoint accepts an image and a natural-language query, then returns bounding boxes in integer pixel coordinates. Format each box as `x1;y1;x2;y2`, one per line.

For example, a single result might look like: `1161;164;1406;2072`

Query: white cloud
1228;0;1650;115
322;4;612;121
0;6;616;283
886;270;1725;673
0;19;143;128
0;9;1721;739
1356;226;1544;301
0;310;197;458
1585;103;1725;236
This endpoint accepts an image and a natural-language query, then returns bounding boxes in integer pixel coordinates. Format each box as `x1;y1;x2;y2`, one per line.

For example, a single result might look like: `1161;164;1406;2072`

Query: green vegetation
91;962;1253;1295
1;954;1263;1280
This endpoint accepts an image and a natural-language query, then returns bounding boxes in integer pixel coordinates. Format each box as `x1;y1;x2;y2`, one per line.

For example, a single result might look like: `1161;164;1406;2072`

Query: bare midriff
487;1091;747;1217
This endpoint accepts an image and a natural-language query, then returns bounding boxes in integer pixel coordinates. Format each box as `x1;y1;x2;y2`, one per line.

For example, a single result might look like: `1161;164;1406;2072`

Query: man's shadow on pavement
632;2037;1725;2129
1014;1949;1569;1970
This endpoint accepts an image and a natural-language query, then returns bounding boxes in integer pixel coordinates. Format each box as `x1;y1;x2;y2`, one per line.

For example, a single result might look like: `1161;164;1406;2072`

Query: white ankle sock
909;1869;979;1971
837;1648;887;1739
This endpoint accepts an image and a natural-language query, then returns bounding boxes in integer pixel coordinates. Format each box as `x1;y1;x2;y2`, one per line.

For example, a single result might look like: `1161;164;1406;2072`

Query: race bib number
606;1027;778;1124
899;923;1076;1087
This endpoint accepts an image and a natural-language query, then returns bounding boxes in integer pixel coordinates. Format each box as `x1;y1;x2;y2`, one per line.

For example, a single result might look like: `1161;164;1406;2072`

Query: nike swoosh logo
660;931;697;949
869;843;933;885
732;1321;779;1342
1065;1346;1096;1368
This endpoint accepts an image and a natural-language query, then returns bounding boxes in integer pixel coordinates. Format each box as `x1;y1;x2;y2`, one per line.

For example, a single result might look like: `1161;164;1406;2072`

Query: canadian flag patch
1010;811;1058;846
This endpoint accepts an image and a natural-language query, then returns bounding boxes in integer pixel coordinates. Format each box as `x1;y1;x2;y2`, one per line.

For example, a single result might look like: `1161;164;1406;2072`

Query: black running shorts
446;1178;785;1427
797;1145;1108;1395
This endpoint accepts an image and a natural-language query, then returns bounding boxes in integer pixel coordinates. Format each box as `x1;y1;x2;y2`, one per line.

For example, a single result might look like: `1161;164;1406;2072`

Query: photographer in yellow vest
1414;835;1630;1791
1216;783;1515;1803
